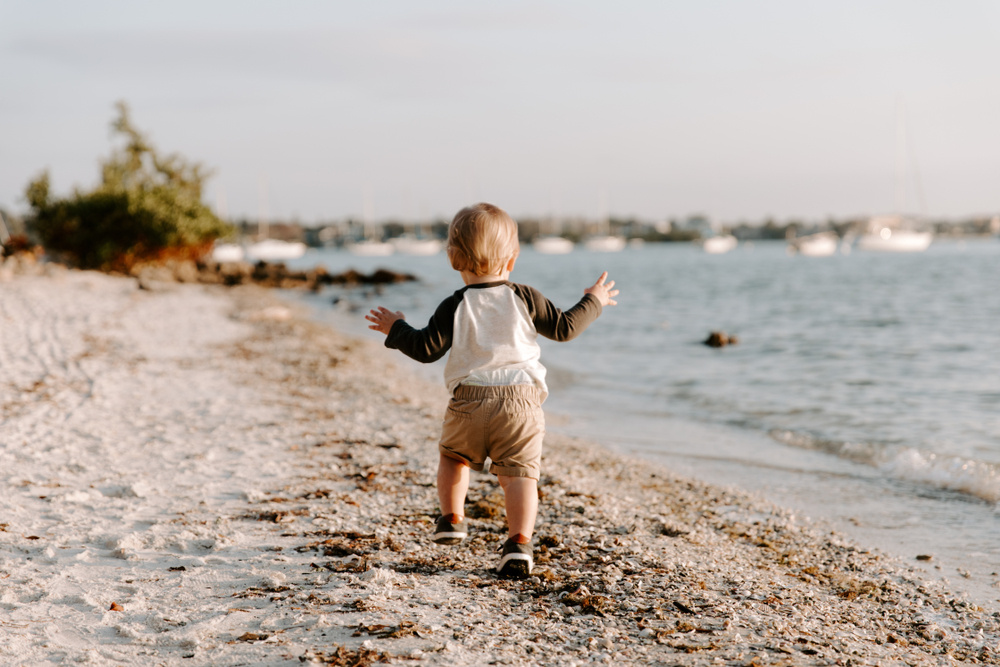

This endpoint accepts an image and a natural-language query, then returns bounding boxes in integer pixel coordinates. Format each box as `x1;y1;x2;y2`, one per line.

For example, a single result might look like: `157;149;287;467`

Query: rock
370;268;416;284
171;260;199;283
703;331;738;347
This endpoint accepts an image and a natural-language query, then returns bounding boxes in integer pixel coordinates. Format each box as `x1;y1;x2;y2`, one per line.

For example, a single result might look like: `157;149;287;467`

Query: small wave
769;429;1000;504
881;449;1000;504
768;429;885;465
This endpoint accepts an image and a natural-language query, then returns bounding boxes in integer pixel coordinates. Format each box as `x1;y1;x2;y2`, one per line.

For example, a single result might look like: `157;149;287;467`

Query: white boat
210;242;245;262
701;235;738;254
788;231;839;257
857;215;932;252
348;239;395;257
533;236;574;254
584;193;625;252
391;235;442;256
857;228;932;252
583;235;626;252
246;238;307;261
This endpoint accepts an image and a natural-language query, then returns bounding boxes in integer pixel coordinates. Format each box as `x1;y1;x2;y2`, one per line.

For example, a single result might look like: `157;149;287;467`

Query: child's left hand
365;306;406;335
584;271;619;307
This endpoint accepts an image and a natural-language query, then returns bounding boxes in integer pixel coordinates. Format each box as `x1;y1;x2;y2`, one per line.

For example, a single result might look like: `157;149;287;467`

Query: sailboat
392;235;442;255
210;242;245;262
583;190;625;252
857;215;932;252
347;187;394;256
246;237;307;261
236;176;307;262
392;222;442;255
533;209;574;254
857;101;933;253
700;234;738;254
534;236;575;254
787;231;839;257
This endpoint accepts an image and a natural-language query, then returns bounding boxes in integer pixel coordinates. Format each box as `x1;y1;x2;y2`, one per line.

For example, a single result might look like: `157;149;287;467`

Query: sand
1;267;998;666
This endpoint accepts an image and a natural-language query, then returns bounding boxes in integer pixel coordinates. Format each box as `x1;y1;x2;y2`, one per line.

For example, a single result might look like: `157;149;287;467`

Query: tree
25;101;232;270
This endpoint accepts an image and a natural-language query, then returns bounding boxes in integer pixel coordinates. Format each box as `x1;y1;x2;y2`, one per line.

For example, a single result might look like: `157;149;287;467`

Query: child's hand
365;306;406;335
584;271;619;307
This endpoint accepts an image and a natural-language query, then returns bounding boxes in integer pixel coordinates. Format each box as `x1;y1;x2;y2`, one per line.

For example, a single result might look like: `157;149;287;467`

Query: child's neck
461;270;510;285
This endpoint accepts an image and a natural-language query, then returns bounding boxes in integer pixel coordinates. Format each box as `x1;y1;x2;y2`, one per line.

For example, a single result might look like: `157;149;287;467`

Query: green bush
25;102;232;270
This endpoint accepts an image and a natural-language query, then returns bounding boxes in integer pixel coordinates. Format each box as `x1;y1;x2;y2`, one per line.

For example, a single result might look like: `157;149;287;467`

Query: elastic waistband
453;384;543;401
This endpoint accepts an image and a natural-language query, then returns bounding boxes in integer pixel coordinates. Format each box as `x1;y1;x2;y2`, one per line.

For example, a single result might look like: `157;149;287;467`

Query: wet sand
1;268;997;665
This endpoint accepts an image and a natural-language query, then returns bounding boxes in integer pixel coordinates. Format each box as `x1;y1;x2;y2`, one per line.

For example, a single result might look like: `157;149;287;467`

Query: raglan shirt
384;281;602;401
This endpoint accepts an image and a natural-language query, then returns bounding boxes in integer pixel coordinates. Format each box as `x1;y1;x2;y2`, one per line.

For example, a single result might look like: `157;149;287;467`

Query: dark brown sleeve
384;290;461;363
511;283;603;342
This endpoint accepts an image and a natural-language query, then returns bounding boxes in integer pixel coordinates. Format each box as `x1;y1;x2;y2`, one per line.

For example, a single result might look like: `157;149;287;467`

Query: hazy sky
2;1;998;224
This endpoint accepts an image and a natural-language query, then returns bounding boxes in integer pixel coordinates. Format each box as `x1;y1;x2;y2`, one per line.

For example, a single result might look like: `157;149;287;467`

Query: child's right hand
584;271;619;307
365;306;406;335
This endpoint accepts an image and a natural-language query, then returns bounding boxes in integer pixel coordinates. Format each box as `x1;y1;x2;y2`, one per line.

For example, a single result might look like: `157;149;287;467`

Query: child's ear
506;255;517;271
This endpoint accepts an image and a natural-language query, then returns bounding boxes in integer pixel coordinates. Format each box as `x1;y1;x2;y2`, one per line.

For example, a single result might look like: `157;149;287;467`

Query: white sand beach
1;267;998;666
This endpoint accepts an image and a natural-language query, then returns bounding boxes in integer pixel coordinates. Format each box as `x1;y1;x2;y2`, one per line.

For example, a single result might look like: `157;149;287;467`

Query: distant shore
1;269;997;665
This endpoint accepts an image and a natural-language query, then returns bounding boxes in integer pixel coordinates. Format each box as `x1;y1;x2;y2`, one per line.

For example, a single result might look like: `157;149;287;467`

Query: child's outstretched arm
516;271;619;342
366;295;458;362
365;306;405;335
583;271;619;307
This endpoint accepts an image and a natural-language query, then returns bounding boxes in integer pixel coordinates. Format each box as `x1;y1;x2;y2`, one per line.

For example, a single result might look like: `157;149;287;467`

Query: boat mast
895;99;928;217
258;174;269;240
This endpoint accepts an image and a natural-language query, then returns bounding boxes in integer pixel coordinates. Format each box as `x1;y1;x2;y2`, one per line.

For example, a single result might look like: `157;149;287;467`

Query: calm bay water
287;238;1000;605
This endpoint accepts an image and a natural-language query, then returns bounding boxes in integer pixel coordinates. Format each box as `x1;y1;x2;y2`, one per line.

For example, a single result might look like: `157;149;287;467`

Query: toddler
366;202;618;578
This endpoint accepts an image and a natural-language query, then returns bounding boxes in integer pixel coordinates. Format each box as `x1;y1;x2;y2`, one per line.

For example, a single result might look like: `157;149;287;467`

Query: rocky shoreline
0;269;997;665
0;248;416;290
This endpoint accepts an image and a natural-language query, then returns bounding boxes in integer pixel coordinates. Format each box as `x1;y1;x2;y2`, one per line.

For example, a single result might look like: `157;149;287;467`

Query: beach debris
703;331;739;347
659;523;689;538
235;632;269;643
467;491;505;519
303;646;393;666
353;620;425;639
295;532;382;557
109;602;124;611
915;553;933;561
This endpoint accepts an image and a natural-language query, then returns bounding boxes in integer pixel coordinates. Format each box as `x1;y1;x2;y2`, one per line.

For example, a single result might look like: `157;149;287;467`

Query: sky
2;1;998;225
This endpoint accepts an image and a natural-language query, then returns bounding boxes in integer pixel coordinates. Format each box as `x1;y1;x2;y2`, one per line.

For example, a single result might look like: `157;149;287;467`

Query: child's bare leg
437;453;470;518
498;475;538;541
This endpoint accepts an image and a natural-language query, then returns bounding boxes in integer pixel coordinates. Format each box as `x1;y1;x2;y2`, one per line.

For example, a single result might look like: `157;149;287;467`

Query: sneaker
497;537;533;579
432;514;467;545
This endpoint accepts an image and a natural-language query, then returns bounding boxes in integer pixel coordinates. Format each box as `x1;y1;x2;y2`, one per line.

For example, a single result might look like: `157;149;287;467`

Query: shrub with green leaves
25;102;232;270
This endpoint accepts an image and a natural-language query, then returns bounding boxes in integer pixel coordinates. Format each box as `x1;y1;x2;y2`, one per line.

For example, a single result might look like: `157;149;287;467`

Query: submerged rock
703;331;739;347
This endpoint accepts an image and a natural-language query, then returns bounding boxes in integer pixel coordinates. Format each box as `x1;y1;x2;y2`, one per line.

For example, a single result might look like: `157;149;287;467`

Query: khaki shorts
439;384;545;480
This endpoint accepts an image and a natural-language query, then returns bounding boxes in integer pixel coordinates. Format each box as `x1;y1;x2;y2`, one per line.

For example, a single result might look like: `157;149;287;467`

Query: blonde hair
447;203;520;276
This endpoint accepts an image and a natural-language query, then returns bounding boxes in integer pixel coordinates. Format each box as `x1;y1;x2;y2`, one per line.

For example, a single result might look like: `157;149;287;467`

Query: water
285;238;1000;606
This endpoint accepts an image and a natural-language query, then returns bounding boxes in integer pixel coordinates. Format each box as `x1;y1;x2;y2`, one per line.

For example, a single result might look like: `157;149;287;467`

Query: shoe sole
497;554;532;579
432;531;467;545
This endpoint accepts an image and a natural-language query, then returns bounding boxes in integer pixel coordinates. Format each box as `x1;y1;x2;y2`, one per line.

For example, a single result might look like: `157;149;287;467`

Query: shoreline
292;281;1000;613
544;408;1000;613
1;270;998;665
